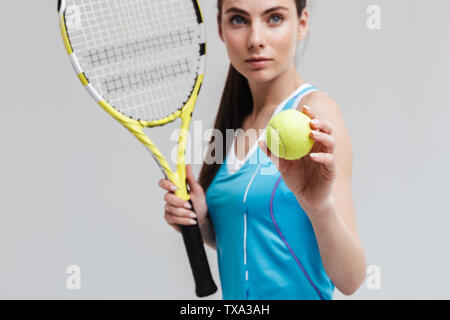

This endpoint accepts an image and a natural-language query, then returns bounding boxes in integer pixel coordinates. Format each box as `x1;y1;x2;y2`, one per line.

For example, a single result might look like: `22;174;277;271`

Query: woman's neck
247;66;305;121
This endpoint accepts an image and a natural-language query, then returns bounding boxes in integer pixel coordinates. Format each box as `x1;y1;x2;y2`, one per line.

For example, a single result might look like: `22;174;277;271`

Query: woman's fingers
164;210;198;226
309;152;337;178
164;192;192;209
165;203;197;219
163;194;197;226
309;129;336;153
301;105;316;120
309;118;333;135
163;202;197;230
158;179;178;192
159;177;198;231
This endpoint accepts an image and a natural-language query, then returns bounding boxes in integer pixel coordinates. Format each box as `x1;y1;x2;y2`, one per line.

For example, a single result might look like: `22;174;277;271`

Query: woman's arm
299;92;366;295
300;196;366;295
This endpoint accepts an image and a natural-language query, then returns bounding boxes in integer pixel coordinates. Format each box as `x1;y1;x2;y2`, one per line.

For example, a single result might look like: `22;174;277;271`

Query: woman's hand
158;164;209;233
259;105;338;216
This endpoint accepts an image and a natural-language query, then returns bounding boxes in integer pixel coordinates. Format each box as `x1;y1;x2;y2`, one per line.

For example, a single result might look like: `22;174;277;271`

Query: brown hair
198;0;308;191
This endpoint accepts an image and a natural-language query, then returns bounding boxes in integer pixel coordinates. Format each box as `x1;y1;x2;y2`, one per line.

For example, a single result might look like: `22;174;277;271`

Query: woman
159;0;366;300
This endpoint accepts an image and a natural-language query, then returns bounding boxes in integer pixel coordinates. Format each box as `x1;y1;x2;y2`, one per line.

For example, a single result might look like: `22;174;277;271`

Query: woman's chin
244;70;276;83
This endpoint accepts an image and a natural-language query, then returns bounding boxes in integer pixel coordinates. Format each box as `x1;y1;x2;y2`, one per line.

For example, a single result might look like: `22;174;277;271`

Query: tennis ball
266;109;314;160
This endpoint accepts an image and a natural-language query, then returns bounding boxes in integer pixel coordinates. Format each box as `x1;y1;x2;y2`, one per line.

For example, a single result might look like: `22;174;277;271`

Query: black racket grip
180;199;217;297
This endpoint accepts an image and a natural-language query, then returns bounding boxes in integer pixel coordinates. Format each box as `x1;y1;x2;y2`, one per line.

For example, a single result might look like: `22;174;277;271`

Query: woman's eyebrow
224;6;289;16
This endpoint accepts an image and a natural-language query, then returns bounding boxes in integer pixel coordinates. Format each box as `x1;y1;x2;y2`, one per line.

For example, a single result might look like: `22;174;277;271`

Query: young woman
159;0;366;300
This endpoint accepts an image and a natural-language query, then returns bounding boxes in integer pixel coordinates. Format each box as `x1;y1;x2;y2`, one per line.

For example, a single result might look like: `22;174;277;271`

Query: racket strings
102;58;191;95
65;0;203;122
85;29;196;68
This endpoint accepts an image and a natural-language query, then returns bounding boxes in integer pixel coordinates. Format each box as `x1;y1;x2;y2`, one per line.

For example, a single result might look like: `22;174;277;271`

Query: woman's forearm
198;214;217;251
302;197;366;295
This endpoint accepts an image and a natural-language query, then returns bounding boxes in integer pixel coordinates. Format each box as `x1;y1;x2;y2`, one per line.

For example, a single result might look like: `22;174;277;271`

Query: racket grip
180;200;217;297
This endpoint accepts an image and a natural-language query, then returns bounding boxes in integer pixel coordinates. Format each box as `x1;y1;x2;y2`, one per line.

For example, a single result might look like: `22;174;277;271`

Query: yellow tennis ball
266;109;314;160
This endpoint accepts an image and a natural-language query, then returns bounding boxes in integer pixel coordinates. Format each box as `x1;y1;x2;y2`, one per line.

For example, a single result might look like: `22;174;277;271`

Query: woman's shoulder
296;88;352;162
298;88;353;178
297;89;342;122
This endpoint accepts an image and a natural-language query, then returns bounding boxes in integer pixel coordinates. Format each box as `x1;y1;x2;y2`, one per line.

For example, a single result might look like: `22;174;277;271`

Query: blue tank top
205;84;335;300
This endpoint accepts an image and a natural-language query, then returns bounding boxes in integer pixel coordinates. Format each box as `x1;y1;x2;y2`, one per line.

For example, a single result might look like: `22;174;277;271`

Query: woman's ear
297;9;309;41
217;14;224;42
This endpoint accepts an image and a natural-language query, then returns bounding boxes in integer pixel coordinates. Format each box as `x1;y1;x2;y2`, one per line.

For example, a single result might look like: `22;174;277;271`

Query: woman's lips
246;58;272;68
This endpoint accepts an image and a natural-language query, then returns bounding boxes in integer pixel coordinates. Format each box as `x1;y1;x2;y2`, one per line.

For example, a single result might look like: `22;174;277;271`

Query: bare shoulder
297;91;341;121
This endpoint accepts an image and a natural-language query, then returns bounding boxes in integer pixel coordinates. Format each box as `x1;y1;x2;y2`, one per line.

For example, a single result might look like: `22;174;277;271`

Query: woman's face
218;0;308;83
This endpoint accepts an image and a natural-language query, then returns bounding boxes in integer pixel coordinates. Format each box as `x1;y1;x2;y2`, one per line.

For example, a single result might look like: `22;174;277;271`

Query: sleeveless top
205;83;335;300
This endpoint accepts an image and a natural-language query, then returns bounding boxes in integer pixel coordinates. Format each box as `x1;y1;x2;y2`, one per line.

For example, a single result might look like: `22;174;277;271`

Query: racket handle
180;200;217;297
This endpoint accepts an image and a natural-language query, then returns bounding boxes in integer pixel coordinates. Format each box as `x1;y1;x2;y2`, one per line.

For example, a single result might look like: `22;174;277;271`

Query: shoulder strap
281;84;318;111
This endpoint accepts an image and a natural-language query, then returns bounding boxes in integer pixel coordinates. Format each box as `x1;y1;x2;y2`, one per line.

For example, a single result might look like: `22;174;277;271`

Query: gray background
0;0;449;299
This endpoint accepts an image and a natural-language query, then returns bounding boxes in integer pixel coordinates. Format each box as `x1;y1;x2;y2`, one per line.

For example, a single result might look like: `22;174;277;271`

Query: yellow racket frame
59;6;205;201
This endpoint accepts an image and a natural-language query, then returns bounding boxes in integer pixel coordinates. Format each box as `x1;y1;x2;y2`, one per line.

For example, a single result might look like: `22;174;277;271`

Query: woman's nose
248;23;265;49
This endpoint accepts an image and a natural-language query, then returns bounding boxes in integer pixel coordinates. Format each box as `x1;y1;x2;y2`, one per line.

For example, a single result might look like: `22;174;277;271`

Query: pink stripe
270;176;324;300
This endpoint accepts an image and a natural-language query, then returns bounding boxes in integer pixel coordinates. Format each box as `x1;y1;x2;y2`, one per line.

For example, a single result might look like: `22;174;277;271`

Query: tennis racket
57;0;217;297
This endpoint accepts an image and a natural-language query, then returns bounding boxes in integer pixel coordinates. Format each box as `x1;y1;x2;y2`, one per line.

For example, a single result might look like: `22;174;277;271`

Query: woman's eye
230;15;247;25
269;14;283;24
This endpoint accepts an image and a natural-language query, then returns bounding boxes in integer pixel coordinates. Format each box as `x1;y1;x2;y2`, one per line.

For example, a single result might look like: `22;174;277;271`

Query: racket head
58;0;206;126
58;0;207;197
